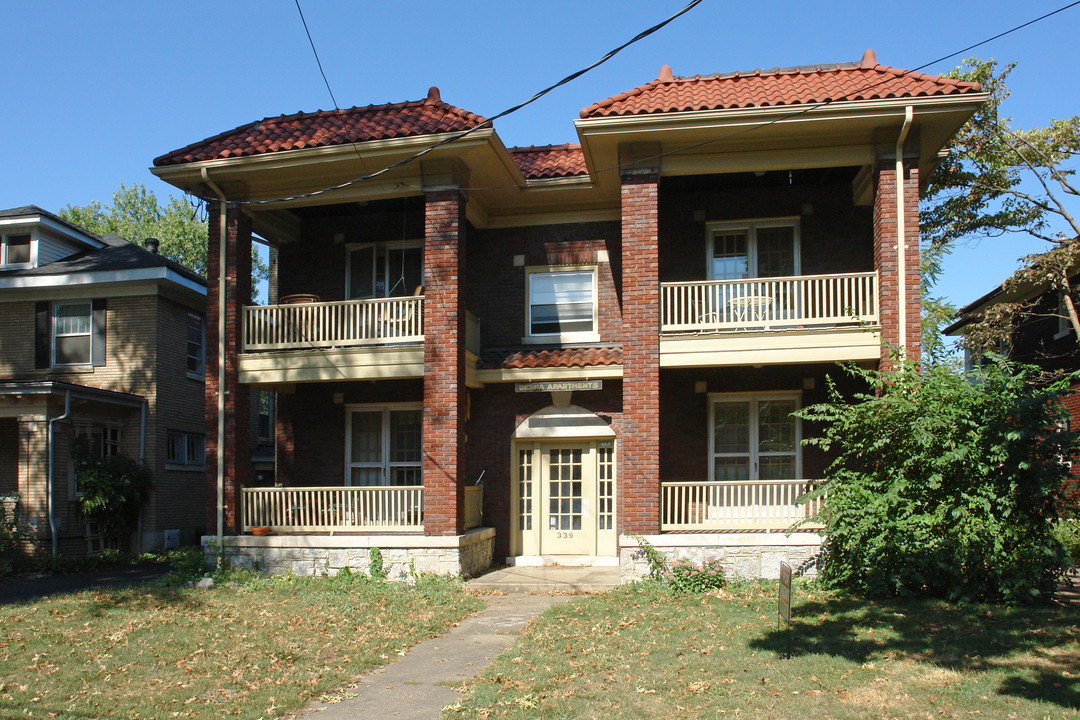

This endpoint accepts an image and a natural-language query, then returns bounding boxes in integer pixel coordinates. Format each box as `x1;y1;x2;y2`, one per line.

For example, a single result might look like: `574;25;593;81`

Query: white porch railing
242;486;424;532
660;480;824;531
243;297;424;351
660;271;878;333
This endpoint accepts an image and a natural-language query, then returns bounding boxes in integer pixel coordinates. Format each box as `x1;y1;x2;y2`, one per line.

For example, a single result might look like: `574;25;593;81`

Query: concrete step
467;566;620;593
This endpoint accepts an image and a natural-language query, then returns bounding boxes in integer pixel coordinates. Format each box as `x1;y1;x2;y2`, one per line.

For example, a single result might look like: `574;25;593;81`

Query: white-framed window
707;218;800;280
1055;293;1073;340
345;404;422;486
186;313;204;379
347;241;424;299
53;302;93;366
709;392;801;482
1;232;32;267
524;266;599;342
167;431;205;468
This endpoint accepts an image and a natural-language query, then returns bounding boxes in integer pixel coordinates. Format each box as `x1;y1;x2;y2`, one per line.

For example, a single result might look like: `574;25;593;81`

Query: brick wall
466;221;622;346
275;380;422;486
659;170;874;283
423;190;467;535
620;171;661;534
873;159;921;364
205;202;253;534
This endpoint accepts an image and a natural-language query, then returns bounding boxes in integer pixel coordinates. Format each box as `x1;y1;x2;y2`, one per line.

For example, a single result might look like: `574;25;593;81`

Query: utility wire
232;0;702;206
294;0;339;111
230;0;1073;205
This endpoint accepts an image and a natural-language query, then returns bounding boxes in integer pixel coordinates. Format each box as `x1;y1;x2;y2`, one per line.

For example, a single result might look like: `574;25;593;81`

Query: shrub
1054;519;1080;567
0;496;25;576
369;546;386;580
799;356;1073;603
73;436;152;549
663;558;727;593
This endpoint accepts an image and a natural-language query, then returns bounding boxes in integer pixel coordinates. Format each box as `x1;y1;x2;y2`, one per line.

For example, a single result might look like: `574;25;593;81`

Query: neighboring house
149;49;984;579
946;275;1080;508
0;206;209;555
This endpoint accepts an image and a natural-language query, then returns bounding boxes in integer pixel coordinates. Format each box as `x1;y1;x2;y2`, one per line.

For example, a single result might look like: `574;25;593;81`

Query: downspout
135;399;146;554
47;390;71;557
895;106;914;355
202;168;228;550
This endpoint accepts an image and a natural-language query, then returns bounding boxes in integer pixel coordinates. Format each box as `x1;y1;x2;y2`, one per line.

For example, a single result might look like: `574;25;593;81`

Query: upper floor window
707;219;800;280
347;241;423;299
53;302;93;366
525;266;598;342
1;233;31;267
186;313;204;379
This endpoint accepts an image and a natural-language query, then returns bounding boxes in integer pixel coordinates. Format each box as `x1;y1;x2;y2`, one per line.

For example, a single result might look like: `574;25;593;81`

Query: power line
232;0;702;206
227;0;1074;205
294;0;339;111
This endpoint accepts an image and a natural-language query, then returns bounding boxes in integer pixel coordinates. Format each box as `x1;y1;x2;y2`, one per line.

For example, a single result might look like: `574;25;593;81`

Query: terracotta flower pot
251;526;271;536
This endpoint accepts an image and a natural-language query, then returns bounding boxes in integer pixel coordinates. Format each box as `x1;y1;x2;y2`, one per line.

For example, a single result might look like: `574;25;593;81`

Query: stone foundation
204;527;495;579
619;532;822;582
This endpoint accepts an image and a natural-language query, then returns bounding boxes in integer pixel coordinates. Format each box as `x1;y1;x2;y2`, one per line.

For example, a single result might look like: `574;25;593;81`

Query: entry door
540;444;594;555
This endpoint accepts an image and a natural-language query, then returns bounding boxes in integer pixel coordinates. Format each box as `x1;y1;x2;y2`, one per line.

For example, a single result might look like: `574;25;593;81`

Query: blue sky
1;1;1077;311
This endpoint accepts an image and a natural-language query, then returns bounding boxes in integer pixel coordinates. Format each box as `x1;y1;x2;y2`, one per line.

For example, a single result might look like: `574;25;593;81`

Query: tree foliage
798;357;1073;603
73;436;153;548
60;184;267;296
921;59;1080;359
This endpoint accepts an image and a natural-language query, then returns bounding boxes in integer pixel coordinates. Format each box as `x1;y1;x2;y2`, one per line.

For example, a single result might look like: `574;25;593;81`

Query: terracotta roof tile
580;57;981;118
154;89;488;166
509;143;588;179
480;345;622;370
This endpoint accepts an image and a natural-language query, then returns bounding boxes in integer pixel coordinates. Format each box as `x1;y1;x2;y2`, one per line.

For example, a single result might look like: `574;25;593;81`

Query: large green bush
73;436;152;549
799;357;1074;603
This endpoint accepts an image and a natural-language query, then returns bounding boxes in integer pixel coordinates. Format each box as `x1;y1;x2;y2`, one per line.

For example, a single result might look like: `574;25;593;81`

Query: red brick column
205;201;253;535
873;158;921;366
423;189;467;535
620;171;661;535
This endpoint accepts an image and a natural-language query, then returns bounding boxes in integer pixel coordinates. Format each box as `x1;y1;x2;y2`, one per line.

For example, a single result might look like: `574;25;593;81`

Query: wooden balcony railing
660;480;824;532
242;297;424;351
660;271;878;334
242;486;424;532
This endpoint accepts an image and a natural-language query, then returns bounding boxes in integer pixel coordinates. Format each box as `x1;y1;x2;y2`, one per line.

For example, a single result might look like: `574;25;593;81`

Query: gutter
47;390;71;557
202;167;227;550
896;106;914;354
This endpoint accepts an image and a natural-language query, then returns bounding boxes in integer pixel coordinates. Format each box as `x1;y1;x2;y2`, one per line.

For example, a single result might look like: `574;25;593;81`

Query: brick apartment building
0;206;209;554
150;50;985;579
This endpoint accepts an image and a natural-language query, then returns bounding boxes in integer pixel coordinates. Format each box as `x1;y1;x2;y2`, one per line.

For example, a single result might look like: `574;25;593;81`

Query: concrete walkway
293;567;619;720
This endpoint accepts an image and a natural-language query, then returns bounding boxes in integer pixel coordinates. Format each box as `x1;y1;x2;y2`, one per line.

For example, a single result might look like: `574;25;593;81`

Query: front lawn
0;572;482;719
444;582;1080;720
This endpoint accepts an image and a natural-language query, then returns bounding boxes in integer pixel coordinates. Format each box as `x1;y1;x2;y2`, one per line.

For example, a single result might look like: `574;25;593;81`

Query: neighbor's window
186;313;204;378
2;233;31;266
526;267;597;339
53;302;93;366
167;431;205;467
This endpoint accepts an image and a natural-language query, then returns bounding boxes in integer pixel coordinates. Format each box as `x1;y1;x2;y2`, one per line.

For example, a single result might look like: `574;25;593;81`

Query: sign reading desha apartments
514;380;603;393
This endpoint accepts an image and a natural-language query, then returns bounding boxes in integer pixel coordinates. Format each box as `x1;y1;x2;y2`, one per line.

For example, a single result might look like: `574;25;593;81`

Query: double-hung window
525;266;598;342
186;313;204;379
710;393;800;482
53;302;93;366
346;405;422;486
1;233;32;267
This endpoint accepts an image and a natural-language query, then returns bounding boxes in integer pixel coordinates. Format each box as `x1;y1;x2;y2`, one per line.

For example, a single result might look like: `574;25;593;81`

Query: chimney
145;237;160;255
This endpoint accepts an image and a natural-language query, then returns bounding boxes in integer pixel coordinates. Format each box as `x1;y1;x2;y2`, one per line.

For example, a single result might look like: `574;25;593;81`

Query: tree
798;356;1073;603
921;59;1080;360
60;184;268;296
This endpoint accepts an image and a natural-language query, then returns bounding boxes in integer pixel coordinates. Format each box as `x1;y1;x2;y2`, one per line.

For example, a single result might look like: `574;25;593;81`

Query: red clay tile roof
580;55;982;118
480;346;622;370
509;144;588;179
154;88;488;166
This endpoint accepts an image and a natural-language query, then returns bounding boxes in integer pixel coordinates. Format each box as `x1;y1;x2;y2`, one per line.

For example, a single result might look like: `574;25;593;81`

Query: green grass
0;571;482;719
443;581;1080;720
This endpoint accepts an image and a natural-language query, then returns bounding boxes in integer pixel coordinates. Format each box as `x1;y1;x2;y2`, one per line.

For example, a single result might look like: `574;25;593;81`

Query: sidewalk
292;592;572;720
